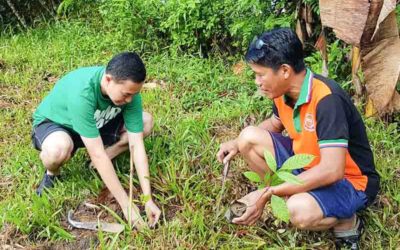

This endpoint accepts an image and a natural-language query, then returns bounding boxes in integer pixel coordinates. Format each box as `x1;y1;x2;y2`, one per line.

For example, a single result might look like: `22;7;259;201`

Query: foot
334;216;364;250
36;172;60;196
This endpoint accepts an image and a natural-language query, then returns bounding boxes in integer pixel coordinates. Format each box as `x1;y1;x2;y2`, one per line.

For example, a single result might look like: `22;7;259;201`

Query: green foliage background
57;0;296;57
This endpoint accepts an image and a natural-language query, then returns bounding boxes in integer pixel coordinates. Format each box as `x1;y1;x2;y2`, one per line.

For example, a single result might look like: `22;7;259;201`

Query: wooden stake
128;153;133;229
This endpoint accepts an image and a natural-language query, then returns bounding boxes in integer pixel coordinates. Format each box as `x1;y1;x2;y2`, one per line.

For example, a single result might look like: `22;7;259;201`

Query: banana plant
243;150;314;222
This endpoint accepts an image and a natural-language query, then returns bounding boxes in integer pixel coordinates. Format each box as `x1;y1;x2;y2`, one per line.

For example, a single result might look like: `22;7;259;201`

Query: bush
56;0;296;56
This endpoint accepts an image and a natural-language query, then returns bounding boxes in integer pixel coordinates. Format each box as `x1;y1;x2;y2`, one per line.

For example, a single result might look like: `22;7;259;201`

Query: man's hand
122;205;146;230
217;139;239;164
145;199;161;227
232;187;273;225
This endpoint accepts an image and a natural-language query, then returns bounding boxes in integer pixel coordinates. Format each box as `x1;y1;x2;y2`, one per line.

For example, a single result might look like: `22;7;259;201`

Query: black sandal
36;172;60;196
334;216;364;250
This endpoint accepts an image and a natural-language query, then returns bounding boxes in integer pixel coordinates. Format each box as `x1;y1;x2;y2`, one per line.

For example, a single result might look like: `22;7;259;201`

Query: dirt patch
210;123;240;142
0;85;32;109
394;166;400;179
0;177;13;198
143;79;167;90
232;61;246;76
243;114;257;128
374;193;393;209
70;187;130;223
41;72;59;84
0;223;34;249
33;235;98;250
164;204;183;220
0;99;13;109
0;60;7;70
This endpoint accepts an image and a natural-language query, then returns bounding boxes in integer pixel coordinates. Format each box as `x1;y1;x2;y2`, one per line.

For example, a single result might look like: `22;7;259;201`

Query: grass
0;20;399;249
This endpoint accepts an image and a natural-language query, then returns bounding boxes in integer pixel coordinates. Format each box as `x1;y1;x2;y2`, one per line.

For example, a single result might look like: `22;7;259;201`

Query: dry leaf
365;97;377;117
351;46;363;97
371;0;397;40
232;61;246;76
361;0;384;49
296;19;306;45
143;82;159;89
320;0;370;46
361;11;400;114
315;31;328;77
143;80;167;90
322;0;400;115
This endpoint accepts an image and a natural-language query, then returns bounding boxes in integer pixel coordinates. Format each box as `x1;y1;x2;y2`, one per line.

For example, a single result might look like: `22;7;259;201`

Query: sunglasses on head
251;36;266;50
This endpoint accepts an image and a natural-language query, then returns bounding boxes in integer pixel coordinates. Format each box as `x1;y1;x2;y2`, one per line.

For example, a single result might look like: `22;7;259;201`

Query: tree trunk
5;0;28;29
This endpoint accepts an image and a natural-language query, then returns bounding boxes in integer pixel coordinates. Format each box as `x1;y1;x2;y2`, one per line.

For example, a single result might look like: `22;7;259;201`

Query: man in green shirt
31;52;160;229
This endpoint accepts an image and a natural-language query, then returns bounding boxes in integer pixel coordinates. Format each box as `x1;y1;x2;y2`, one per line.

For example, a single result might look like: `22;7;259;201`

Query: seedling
243;150;314;222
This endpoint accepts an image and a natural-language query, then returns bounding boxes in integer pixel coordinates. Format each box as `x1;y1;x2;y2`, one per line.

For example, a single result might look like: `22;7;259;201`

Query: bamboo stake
128;153;133;229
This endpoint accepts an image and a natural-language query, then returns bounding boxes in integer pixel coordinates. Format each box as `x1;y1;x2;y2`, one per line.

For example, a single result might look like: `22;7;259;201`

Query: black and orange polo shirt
272;69;379;202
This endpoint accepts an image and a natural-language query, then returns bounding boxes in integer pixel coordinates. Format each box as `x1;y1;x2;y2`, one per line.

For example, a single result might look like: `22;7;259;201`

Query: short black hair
245;28;305;73
106;52;146;83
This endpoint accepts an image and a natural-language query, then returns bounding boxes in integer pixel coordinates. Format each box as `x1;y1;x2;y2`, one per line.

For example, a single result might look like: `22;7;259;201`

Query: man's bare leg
40;131;74;175
236;126;276;177
104;112;153;161
286;192;358;231
333;215;357;231
37;130;74;195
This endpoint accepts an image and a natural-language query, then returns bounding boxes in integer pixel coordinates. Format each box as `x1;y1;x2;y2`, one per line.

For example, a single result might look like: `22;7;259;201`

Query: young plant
243;150;315;222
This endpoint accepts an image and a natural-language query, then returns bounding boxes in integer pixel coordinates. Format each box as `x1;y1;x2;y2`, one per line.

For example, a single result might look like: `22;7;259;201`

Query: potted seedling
226;150;314;223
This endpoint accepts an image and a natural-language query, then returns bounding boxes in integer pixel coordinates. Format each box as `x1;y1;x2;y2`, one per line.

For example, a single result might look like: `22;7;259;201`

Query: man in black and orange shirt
217;28;379;249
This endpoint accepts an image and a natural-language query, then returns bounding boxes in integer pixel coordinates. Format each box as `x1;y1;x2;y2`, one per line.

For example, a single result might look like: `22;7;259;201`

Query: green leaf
243;171;261;183
276;171;303;185
50;225;74;240
264;172;271;184
271;195;290;223
280;154;315;171
271;174;284;186
140;194;151;204
264;149;277;172
258;183;266;189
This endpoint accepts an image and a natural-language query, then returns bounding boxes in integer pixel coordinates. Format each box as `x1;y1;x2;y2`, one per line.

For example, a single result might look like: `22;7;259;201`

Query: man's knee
287;193;323;229
40;141;73;166
143;112;154;136
237;126;271;153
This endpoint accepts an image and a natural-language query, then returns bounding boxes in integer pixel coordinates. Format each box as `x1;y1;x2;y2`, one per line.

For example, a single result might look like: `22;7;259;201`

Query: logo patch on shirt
94;106;122;128
303;113;315;132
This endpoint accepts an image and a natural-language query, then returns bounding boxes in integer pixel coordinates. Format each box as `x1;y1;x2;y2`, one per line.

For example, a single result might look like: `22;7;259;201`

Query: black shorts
31;114;124;156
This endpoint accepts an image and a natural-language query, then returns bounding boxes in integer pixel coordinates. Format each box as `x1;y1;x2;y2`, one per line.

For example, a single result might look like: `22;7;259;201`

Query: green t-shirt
33;66;143;137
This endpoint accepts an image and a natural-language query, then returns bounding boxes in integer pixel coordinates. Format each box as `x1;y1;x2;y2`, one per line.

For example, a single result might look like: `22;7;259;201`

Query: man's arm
257;115;284;133
272;93;350;196
80;136;145;227
258;102;284;132
271;147;346;196
128;131;161;227
128;131;151;196
217;115;284;163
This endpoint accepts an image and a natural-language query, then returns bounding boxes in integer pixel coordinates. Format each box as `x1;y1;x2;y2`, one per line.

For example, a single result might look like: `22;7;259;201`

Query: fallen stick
214;161;230;220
